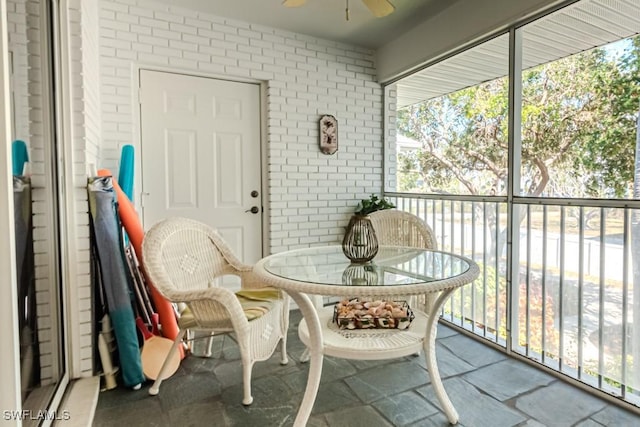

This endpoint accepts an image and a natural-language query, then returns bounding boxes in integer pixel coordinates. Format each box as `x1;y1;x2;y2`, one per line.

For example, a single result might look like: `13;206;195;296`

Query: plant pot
342;214;378;264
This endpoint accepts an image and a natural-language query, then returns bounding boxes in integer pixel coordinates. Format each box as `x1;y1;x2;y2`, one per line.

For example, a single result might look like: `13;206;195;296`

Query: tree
397;38;640;258
398;42;639;199
398;36;640;390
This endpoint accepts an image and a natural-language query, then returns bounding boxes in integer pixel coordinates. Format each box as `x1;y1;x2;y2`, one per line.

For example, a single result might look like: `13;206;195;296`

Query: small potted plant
354;194;396;216
342;195;395;264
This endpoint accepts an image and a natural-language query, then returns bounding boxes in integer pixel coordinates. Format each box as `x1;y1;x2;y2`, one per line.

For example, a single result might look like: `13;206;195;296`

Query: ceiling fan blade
361;0;395;17
282;0;307;7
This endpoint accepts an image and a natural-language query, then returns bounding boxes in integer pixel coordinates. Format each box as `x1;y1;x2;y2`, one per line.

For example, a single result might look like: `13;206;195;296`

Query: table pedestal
292;288;459;426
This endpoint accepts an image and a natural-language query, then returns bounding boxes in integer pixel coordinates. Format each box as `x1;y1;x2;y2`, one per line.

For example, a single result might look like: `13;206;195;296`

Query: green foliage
451;263;559;355
397;35;640;199
354;194;395;216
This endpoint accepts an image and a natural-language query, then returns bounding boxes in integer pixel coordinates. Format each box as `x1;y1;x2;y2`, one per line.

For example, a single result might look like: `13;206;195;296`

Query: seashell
391;308;405;317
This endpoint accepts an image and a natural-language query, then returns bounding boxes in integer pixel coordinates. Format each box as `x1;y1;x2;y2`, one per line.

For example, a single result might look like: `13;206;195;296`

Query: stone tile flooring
93;310;640;426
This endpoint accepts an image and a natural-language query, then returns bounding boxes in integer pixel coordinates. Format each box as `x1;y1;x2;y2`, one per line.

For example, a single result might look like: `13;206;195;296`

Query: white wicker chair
369;209;437;250
141;217;289;405
369;209;437;312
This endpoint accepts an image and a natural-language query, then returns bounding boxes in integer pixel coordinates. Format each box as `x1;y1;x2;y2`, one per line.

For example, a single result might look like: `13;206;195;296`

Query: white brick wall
82;0;102;168
6;0;29;140
384;84;397;192
99;0;385;253
67;0;101;376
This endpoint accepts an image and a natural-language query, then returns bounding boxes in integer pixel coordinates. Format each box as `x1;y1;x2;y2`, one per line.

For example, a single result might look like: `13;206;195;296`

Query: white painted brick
168;56;197;68
169;39;198;52
237;59;261;70
170;22;198;35
154;10;184;24
100;9;116;20
139;16;169;29
197;61;225;74
102;19;129;32
98;0;382;257
185;17;211;29
116;11;139;24
197;27;224;40
101;1;128;13
182;33;209;46
249;38;273;49
152;45;184;58
198;44;225;56
130;6;154;18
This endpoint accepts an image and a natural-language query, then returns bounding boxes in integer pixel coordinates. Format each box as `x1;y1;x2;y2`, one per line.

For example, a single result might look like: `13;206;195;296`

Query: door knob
251;190;259;198
245;206;259;214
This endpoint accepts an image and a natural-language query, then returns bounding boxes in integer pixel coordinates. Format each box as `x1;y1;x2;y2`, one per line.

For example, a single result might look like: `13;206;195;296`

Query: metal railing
387;192;640;407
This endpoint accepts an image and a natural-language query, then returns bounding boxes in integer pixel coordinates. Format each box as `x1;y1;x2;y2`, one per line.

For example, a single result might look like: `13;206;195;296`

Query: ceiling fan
282;0;396;20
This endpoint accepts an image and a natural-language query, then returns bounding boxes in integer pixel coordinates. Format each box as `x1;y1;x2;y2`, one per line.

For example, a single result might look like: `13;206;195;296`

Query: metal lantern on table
341;214;378;264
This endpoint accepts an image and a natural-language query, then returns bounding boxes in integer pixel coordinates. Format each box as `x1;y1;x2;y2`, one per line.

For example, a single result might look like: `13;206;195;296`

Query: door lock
245;206;260;214
250;190;259;198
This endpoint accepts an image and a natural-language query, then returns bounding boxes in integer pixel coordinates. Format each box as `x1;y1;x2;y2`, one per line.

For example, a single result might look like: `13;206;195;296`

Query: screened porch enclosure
386;195;640;407
388;0;640;410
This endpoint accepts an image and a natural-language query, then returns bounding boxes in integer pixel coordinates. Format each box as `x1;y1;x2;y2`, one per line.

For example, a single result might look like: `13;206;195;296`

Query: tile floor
93;310;640;427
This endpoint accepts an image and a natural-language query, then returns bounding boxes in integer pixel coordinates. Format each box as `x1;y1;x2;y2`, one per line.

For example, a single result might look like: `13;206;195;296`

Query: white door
139;70;263;265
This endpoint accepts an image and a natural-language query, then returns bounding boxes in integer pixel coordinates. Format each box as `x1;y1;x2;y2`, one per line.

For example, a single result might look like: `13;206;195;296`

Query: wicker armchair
368;209;437;250
369;209;437;312
142;217;289;405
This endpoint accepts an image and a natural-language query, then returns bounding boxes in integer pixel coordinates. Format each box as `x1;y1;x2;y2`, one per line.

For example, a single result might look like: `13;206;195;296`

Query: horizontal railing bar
385;191;640;209
385;192;506;203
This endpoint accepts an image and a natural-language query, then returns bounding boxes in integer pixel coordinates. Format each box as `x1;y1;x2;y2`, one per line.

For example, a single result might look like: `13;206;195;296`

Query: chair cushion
178;287;281;327
178;307;198;329
235;287;280;321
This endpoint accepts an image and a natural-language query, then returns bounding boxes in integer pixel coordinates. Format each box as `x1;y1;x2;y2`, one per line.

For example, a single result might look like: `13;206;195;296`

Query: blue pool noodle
118;145;135;201
12;140;29;176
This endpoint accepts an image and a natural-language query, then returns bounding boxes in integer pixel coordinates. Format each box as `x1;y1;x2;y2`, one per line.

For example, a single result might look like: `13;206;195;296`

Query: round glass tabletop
261;245;473;287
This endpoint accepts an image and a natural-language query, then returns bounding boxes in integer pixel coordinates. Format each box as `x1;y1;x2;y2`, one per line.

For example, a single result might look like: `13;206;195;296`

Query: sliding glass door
4;0;67;423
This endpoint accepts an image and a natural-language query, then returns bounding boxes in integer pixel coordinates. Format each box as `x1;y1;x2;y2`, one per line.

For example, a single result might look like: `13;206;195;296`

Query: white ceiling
152;0;461;49
397;0;640;107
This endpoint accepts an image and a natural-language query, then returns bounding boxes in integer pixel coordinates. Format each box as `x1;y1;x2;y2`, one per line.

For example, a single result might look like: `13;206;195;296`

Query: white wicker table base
253;247;479;426
298;306;428;360
289;288;459;426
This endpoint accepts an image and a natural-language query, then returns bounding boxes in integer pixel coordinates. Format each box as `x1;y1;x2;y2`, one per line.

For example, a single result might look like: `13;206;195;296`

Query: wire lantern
341;215;379;264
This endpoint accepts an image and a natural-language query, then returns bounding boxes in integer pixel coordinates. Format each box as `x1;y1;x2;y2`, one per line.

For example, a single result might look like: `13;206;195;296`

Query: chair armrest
237;269;288;301
237;269;265;289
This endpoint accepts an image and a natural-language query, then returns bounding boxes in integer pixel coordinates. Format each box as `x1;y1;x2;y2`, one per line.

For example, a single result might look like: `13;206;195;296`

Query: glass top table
254;245;479;426
261;245;474;289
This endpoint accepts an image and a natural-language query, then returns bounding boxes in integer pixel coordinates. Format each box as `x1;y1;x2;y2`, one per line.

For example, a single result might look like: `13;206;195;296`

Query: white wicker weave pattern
142;217;290;405
369;209;437;250
370;209;438;310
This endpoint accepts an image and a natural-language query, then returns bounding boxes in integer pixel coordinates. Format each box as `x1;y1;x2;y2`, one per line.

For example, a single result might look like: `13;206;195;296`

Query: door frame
132;65;270;257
